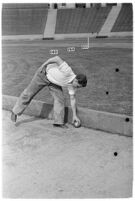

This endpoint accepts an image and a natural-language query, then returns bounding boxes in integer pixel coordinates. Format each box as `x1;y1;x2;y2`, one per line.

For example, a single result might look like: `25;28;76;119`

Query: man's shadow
15;103;70;126
15;116;41;127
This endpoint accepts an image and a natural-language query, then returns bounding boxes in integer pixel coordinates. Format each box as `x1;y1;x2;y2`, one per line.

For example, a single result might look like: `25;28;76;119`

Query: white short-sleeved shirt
46;61;76;95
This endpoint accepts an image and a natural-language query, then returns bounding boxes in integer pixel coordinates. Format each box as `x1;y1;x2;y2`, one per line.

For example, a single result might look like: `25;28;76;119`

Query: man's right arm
70;94;81;124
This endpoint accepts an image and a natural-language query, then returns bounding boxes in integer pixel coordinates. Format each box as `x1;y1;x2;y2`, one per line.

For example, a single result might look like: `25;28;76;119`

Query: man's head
72;74;87;88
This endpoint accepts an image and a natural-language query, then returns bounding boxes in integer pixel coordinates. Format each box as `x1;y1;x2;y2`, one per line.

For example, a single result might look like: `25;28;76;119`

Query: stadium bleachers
2;4;133;37
111;4;133;32
2;4;48;35
55;7;112;34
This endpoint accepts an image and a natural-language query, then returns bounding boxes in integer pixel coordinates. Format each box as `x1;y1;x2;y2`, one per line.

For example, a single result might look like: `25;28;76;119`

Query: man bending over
11;56;87;128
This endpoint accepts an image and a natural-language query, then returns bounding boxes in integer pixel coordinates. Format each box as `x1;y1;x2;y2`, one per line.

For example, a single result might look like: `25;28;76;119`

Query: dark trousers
12;66;65;125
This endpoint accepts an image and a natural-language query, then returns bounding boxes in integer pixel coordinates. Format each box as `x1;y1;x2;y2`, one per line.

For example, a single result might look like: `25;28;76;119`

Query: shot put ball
74;121;81;128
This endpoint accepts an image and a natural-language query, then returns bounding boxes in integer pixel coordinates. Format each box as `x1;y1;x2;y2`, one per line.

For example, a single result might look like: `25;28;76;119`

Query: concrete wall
2;95;133;137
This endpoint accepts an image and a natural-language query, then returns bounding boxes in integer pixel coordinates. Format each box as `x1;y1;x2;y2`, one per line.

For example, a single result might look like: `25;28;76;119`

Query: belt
40;66;47;75
40;66;51;84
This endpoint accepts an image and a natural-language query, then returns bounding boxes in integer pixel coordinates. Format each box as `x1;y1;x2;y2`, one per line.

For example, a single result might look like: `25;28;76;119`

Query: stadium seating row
111;4;133;32
2;4;133;36
55;7;111;34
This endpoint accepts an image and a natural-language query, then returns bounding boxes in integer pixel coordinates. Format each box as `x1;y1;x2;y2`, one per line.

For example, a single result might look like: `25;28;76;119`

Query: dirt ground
2;110;133;198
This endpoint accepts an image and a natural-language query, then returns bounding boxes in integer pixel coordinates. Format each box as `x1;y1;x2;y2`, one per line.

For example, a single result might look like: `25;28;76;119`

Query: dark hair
76;74;87;87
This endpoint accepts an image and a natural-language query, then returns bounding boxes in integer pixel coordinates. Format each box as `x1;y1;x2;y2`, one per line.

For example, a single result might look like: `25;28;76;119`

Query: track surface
2;110;133;198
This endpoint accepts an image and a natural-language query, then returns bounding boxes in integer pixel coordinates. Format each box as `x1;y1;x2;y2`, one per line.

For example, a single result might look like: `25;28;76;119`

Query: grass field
2;38;133;115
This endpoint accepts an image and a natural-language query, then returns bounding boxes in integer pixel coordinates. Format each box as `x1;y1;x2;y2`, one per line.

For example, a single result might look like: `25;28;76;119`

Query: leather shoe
53;124;68;129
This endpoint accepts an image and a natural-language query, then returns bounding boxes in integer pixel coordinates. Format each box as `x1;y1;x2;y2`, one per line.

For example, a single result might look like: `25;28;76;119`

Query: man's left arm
70;94;81;124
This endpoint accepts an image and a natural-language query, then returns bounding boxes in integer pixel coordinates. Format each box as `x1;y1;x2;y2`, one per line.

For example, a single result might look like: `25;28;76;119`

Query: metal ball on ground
73;120;81;128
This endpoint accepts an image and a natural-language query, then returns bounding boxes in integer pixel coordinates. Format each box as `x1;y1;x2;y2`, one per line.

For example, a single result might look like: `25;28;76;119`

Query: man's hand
72;116;81;125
